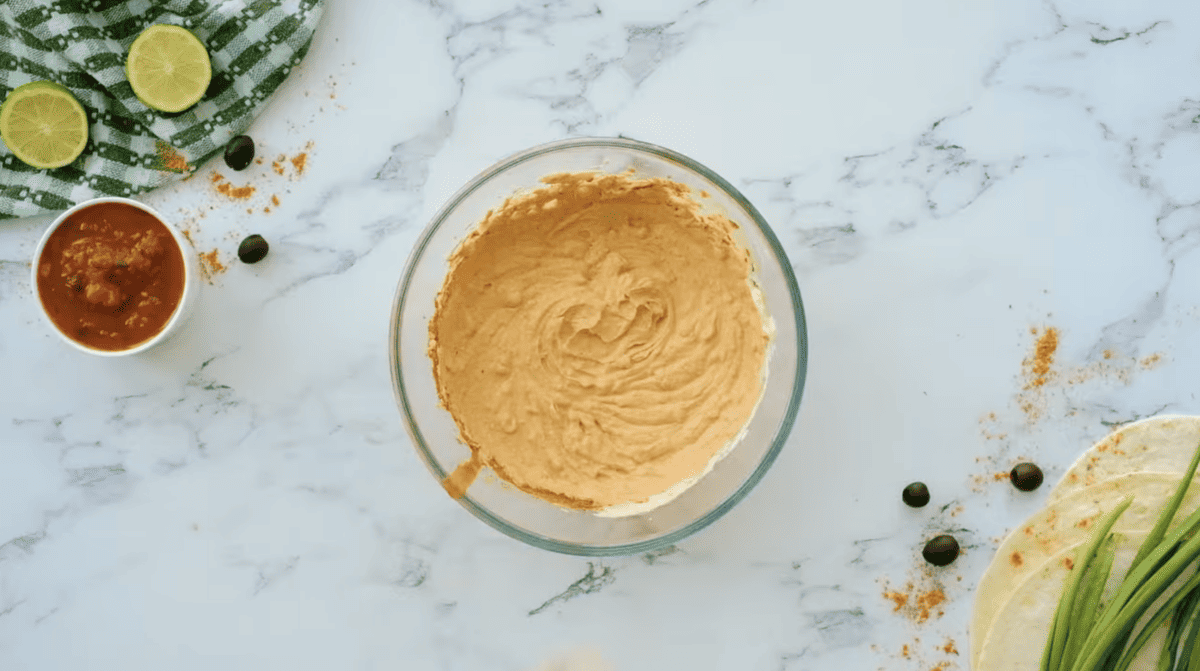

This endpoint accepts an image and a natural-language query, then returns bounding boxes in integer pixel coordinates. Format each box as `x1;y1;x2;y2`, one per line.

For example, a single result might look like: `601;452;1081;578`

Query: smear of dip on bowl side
36;201;186;352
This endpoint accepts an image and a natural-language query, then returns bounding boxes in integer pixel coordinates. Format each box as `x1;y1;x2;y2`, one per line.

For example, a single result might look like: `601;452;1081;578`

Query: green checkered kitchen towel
0;0;324;220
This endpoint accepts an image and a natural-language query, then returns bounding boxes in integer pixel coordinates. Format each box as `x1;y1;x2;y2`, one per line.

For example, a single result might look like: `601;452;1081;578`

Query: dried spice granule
199;249;226;278
155;140;191;173
915;589;946;623
212;175;256;200
884;590;908;612
290;152;308;174
161;149;188;172
1028;327;1059;387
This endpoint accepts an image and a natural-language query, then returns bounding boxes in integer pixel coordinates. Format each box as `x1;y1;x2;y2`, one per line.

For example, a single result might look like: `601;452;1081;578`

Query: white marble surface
3;0;1200;668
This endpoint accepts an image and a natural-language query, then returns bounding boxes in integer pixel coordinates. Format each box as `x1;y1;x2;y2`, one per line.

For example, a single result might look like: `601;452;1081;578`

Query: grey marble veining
4;0;1200;669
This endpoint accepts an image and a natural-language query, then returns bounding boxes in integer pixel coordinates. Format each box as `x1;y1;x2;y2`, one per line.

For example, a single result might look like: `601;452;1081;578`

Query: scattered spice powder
156;141;191;173
915;588;946;623
290;152;308;174
209;172;257;200
272;156;286;175
271;195;280;207
901;644;911;658
221;183;256;200
884;590;909;612
1027;326;1059;388
1010;551;1023;567
941;639;958;655
199;249;226;279
882;582;948;624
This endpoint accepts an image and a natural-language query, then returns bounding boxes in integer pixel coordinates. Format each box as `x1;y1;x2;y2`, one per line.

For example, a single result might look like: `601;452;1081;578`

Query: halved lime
0;80;89;169
126;24;212;113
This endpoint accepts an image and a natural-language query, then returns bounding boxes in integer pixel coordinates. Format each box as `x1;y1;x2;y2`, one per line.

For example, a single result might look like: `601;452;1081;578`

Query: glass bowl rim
388;136;809;556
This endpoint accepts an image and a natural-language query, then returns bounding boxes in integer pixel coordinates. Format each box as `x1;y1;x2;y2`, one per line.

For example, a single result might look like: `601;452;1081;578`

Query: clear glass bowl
389;137;807;556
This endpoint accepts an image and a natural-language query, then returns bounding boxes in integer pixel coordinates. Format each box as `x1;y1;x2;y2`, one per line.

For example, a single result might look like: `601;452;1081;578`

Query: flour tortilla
1049;415;1200;503
969;473;1200;667
975;530;1174;671
972;415;1200;670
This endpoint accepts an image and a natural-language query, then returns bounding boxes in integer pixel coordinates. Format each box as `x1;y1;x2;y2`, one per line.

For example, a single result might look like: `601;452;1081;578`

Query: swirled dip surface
430;172;768;510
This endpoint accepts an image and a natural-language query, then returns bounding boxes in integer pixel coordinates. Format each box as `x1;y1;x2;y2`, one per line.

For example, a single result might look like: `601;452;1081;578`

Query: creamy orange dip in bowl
390;138;807;555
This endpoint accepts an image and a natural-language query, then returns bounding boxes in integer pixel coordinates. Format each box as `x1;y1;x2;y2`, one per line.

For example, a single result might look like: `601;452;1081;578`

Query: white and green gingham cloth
0;0;324;219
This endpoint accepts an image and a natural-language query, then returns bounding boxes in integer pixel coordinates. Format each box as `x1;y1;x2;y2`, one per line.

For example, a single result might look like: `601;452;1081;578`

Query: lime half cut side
126;24;212;113
0;81;89;170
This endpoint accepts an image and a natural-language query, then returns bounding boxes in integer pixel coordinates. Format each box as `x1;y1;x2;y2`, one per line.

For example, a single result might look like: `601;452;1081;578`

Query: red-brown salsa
37;202;185;351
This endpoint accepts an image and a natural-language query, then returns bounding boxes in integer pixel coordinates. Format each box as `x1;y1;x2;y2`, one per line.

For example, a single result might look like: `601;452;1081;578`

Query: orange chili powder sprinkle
884;590;908;612
215;181;255;200
1029;327;1059;387
915;589;946;623
155;141;190;173
200;249;225;276
162;149;188;172
290;152;308;174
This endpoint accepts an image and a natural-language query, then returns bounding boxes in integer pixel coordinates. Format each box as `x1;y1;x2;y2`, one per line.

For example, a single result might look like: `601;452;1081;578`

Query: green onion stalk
1063;439;1200;671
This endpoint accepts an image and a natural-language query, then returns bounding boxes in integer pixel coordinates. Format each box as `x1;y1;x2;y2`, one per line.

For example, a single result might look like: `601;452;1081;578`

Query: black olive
223;135;255;171
922;534;960;567
238;234;269;264
1010;462;1044;492
902;482;930;508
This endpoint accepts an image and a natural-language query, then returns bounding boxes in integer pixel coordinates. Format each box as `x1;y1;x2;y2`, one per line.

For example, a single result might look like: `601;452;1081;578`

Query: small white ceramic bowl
30;197;200;357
